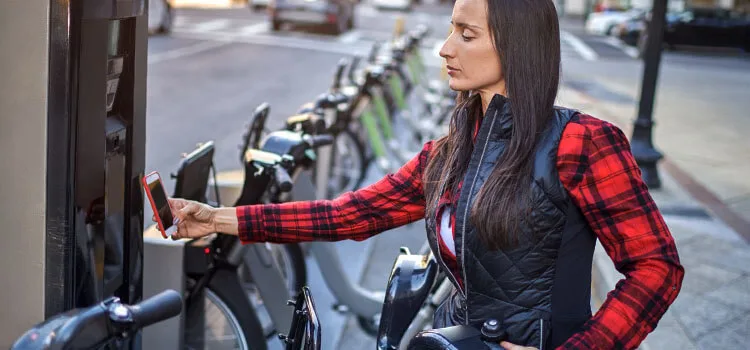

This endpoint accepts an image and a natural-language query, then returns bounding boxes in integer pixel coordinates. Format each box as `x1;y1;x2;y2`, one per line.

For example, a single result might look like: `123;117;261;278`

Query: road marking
170;30;373;56
601;36;640;59
240;22;269;35
560;30;599;61
192;19;231;33
148;40;231;64
338;30;362;44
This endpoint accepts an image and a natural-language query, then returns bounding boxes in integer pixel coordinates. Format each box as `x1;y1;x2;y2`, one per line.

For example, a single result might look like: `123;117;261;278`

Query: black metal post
631;0;668;189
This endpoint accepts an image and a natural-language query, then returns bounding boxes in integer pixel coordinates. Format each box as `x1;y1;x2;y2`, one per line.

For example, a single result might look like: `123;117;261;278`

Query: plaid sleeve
236;141;433;244
556;114;684;349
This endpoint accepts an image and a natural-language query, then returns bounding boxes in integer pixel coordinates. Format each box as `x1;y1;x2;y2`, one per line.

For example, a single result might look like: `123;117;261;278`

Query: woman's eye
461;34;473;42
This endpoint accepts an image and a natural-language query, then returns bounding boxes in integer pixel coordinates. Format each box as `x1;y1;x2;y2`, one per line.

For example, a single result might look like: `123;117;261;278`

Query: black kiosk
0;0;149;347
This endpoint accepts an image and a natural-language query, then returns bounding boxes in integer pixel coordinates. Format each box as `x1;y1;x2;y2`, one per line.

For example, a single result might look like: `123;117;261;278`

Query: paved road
145;3;749;349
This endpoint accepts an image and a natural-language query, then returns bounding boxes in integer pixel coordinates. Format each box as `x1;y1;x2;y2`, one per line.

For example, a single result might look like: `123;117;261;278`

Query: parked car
372;0;416;12
585;8;646;36
615;11;647;46
148;0;174;35
250;0;270;11
637;8;750;55
268;0;356;34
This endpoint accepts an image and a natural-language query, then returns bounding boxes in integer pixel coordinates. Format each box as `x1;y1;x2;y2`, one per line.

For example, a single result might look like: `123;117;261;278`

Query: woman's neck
478;84;507;115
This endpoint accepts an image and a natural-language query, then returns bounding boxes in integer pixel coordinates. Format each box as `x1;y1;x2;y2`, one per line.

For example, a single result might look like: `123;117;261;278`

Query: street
145;2;750;349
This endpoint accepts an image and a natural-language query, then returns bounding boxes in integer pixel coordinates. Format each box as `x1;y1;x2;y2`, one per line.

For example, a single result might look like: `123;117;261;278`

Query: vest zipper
431;180;465;298
460;110;497;324
539;319;544;350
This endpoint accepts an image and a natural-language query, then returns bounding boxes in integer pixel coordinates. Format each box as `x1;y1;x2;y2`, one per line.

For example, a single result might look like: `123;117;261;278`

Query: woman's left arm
556;115;685;349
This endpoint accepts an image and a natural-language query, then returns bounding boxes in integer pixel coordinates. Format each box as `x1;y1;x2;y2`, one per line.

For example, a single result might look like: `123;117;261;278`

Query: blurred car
250;0;270;11
148;0;174;35
636;8;750;55
269;0;355;34
585;8;646;36
664;8;750;51
614;11;647;46
372;0;415;11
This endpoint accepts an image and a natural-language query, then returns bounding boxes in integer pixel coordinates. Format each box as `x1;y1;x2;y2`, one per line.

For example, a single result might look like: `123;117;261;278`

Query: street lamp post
631;0;668;189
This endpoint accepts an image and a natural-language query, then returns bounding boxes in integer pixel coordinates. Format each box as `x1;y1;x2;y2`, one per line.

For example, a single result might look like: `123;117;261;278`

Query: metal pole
631;0;668;189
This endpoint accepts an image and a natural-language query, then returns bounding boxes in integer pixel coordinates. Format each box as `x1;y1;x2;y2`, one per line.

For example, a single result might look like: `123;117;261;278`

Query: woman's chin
448;78;467;92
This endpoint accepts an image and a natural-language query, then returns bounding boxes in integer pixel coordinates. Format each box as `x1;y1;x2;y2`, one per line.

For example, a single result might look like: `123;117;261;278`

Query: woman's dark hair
423;0;561;250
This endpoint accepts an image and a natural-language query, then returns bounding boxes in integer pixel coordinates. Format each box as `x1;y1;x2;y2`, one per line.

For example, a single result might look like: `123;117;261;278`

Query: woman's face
439;0;504;93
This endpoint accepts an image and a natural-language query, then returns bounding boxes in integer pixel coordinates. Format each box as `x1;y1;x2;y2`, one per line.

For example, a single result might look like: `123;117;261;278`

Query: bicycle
167;140;271;350
11;289;183;350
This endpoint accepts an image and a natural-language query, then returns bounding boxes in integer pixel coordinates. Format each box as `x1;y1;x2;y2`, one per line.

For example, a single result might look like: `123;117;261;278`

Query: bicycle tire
325;128;368;199
185;269;268;350
238;243;307;338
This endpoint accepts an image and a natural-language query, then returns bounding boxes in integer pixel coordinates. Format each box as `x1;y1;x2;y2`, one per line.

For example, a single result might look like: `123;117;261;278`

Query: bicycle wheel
326;129;367;198
184;269;268;350
239;243;307;337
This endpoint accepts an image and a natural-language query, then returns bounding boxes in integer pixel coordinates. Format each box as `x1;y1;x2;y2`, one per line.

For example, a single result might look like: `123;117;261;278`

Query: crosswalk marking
148;40;231;64
192;19;232;32
240;22;269;35
338;30;362;44
601;36;640;59
560;30;598;61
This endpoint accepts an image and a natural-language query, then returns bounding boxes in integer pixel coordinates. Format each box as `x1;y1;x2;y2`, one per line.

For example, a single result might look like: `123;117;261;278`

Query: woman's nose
439;36;454;60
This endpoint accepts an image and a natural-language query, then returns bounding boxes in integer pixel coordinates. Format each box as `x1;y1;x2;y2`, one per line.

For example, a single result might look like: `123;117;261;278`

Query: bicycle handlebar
273;163;293;192
128;289;183;329
306;134;334;148
11;290;183;350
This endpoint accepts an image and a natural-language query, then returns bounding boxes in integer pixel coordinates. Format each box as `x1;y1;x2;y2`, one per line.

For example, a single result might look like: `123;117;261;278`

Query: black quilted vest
426;94;597;349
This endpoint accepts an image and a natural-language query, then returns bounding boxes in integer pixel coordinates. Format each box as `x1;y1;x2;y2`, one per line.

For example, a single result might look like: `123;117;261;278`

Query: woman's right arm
228;141;433;244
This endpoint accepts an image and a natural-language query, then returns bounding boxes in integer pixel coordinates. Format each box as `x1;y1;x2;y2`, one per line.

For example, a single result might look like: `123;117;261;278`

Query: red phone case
142;171;169;239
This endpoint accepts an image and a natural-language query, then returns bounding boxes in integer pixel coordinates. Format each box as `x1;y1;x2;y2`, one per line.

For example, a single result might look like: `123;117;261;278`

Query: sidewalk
558;86;750;349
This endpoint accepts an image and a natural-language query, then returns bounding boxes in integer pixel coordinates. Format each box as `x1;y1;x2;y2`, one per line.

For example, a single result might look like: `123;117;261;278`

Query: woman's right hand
154;198;217;240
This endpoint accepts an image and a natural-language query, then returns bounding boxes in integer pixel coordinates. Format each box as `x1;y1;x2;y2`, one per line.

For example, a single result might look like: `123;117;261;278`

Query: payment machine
0;0;148;347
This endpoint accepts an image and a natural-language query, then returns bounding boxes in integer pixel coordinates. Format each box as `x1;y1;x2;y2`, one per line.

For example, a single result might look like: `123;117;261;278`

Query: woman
165;0;684;348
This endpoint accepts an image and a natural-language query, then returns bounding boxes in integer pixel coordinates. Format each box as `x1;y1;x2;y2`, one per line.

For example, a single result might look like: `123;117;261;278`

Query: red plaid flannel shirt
237;114;684;349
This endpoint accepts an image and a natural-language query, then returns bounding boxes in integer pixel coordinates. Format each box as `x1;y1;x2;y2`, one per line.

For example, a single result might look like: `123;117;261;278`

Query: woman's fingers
168;197;189;211
174;203;197;222
499;341;537;350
